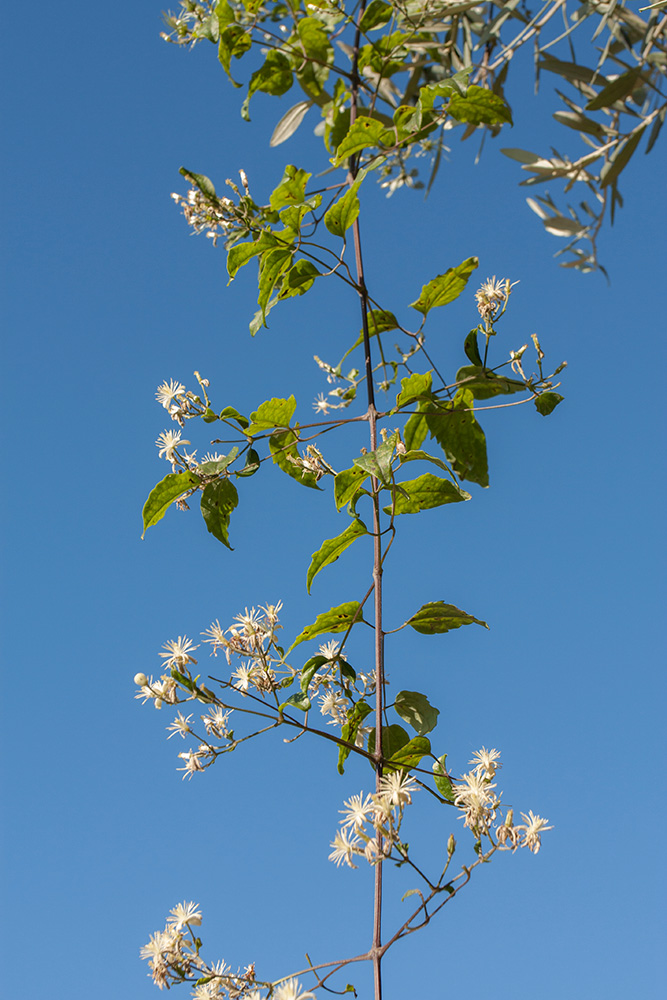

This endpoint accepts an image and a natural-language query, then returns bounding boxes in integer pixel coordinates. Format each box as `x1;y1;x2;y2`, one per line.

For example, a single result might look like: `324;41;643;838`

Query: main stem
348;5;385;998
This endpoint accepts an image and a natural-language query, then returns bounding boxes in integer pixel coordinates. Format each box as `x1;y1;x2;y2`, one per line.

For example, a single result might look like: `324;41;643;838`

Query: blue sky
2;4;666;999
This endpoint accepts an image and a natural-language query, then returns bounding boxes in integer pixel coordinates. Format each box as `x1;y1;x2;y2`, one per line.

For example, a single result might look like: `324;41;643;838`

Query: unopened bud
134;672;148;687
505;809;514;827
447;834;456;856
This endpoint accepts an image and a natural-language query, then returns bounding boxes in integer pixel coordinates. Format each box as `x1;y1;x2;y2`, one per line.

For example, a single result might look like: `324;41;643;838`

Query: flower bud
447;834;456;856
134;672;148;687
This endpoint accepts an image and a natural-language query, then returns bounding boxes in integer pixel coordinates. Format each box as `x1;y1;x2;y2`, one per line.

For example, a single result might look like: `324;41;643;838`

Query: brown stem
348;3;384;998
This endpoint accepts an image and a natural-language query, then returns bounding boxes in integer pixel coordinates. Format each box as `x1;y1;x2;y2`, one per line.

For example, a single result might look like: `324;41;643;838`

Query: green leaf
218;24;252;87
403;411;428;452
425;389;489;487
247;396;296;435
338;308;399;364
599;126;646;188
269;429;320;490
407;601;488;634
324;170;366;237
288;601;364;653
396;371;433;409
196;447;239;475
270;100;313;147
353;433;398;486
586;69;641;111
219;405;250;429
334;466;370;510
332;116;394;165
242;50;293;121
448;86;513;126
338;700;372;773
534;391;564;416
398;449;455;479
178;167;216;198
235;447;260;477
433;755;454;801
200;478;239;549
385;735;431;772
300;655;328;693
295;17;333;98
280;691;312;713
410;257;478;316
142;471;201;537
227;232;278;279
278;259;321;299
270;165;311;210
307;518;368;593
394;691;440;736
258;247;293;322
359;0;393;32
383;473;470;515
464;330;483;366
367;724;410;762
455;365;526;399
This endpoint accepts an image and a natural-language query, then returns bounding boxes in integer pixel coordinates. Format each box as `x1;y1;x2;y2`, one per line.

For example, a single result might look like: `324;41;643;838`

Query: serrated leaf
425;390;488;487
433;755;454;801
410;257;478;316
534;391;564;416
200;478;238;549
247;396;296;435
270;100;313;147
407;601;488;634
448;86;513;126
394;691;440;736
324;170;366;237
288;601;364;653
241;50;293;121
179;167;216;198
332;116;394;165
142;471;201;537
338;700;372;773
586;68;641;111
227;233;278;279
334;466;370;510
455;365;526;399
396;371;433;408
306;519;368;593
383;473;470;515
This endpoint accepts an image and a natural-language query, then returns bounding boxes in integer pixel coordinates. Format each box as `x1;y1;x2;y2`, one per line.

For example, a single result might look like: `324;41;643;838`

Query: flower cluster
141;902;314;998
329;772;418;869
474;276;518;322
170;187;239;247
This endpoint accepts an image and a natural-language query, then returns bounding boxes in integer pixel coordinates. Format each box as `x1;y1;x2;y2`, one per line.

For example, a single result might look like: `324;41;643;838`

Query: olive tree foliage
134;3;665;999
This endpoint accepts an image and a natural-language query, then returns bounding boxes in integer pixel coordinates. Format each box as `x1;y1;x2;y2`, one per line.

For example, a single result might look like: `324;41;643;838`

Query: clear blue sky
2;4;666;999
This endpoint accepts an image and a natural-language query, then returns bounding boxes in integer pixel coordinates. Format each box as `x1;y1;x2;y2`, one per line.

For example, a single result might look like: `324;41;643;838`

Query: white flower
339;793;374;831
156;379;186;410
167;900;202;931
201;620;227;654
159;636;199;670
178;750;205;779
328;828;362;868
202;706;232;737
166;711;193;739
469;747;502;778
318;640;340;660
318;690;348;725
517;811;553;853
273;979;315;1000
453;770;497;832
232;663;255;692
156;429;190;467
475;276;518;320
377;771;417;808
313;393;331;414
